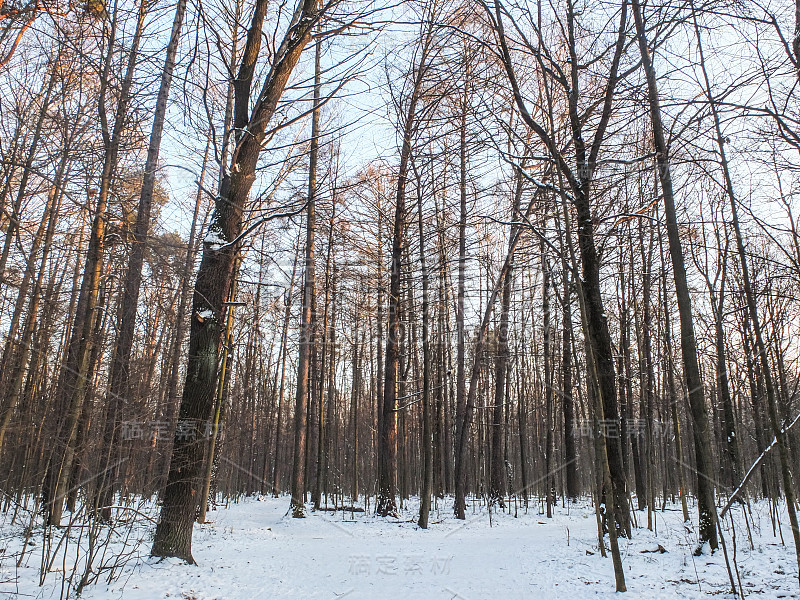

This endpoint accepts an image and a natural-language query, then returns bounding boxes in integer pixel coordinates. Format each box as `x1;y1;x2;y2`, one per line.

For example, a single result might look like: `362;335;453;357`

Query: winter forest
1;0;800;597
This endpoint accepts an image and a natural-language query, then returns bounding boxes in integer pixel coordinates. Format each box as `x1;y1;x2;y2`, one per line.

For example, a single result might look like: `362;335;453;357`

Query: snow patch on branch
204;229;226;250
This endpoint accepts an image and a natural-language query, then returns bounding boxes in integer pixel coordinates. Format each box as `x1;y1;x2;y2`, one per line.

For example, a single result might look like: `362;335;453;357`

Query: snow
197;309;214;320
204;229;226;249
1;497;797;599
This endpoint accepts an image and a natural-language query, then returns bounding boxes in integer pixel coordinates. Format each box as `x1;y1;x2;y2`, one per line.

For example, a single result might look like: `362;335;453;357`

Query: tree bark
152;0;321;561
631;0;718;550
417;172;433;528
291;36;322;519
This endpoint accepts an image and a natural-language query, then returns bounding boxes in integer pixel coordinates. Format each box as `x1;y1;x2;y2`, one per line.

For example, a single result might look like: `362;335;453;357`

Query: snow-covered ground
1;496;797;599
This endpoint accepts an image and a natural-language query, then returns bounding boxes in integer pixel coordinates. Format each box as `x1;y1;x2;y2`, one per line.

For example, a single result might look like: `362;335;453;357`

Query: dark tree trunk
489;167;522;508
561;272;578;502
417;173;433;528
632;0;718;549
454;101;468;519
152;0;320;561
542;236;555;517
292;38;322;517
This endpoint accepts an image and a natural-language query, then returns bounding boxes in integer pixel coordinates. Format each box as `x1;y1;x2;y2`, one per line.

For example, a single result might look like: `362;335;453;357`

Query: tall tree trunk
417;176;433;528
291;38;322;518
662;258;690;523
454;92;469;519
631;0;718;549
565;194;627;590
152;0;320;561
561;269;577;502
542;235;555;517
291;38;320;518
320;268;337;507
489;165;522;507
315;192;336;509
161;137;211;494
637;219;656;525
377;152;404;516
198;259;239;523
100;0;188;514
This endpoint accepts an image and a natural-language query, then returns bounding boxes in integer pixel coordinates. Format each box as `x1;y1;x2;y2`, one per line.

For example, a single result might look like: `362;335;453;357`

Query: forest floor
1;495;797;599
